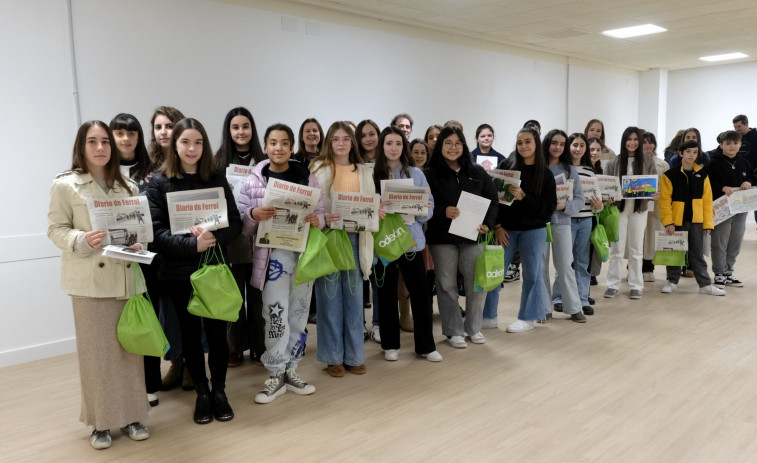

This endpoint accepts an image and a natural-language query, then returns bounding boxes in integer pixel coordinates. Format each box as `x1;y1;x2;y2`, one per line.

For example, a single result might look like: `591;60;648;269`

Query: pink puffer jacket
237;160;325;290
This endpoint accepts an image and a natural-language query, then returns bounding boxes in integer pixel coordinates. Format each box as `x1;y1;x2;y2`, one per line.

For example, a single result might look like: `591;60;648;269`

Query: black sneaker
553;303;563;312
504;264;520;282
588;296;595;305
590;276;598;286
726;275;744;287
582;306;594;316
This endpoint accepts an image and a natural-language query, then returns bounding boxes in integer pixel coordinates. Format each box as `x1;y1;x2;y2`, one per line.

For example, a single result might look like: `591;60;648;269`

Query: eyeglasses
443;141;463;149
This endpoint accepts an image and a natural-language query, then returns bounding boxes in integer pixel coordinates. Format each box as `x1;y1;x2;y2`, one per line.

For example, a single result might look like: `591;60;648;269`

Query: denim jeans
553;217;592;307
315;232;365;367
541;223;581;315
483;228;547;322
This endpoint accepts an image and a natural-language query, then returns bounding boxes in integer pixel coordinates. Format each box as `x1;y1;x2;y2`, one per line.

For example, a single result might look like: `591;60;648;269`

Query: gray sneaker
629;289;642;299
121;422;149;441
285;369;316;395
604;288;619;298
255;374;286;404
90;429;111;450
570;312;587;323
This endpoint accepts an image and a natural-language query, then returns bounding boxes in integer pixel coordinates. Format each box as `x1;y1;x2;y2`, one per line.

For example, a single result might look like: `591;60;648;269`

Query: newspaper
726;188;757;214
330;192;380;232
580;176;599;200
380;178;415;224
86;196;152;246
488;169;521;206
166;187;229;235
597;175;622;201
102;244;157;264
383;185;429;216
654;231;688;251
713;195;732;226
621;175;658;199
556;183;574;203
226;164;254;203
256;179;320;252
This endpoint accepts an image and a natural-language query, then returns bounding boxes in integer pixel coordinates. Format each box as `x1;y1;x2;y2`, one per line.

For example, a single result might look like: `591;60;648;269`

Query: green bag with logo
590;214;610;262
474;231;505;292
295;226;339;286
599;205;620;242
323;228;356;272
187;245;242;322
117;265;170;357
373;213;414;266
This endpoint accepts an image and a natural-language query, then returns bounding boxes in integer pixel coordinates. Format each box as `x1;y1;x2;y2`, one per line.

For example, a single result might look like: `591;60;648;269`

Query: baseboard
0;338;76;368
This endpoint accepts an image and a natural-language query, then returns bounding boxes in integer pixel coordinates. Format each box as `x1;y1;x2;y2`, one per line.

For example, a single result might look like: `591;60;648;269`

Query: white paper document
726;188;757;214
102;245;157;264
256;179;320;252
166;187;229;235
86;196;153;246
449;191;491;241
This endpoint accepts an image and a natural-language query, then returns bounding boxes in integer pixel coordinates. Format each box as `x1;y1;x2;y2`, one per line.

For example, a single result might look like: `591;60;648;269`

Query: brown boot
160;356;183;391
398;296;414;332
182;364;194;391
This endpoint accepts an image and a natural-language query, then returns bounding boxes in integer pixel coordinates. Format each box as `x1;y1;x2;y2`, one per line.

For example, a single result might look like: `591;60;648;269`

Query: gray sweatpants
711;212;747;276
429;243;484;337
261;249;314;376
666;222;711;287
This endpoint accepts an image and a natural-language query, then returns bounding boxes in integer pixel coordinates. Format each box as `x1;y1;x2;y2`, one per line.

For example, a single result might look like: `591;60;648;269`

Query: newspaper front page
256;179;320;252
488;169;521;206
226;164;254;203
166;187;229;235
86;196;153;246
330;192;380;232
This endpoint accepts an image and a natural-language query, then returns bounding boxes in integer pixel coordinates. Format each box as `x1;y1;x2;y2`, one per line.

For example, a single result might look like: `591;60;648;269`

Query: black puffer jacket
147;172;241;281
424;162;498;245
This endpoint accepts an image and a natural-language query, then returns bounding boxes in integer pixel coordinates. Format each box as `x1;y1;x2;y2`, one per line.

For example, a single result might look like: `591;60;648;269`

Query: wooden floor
5;235;757;462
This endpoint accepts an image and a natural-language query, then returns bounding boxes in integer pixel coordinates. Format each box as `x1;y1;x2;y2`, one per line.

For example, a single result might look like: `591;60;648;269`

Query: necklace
724;157;737;170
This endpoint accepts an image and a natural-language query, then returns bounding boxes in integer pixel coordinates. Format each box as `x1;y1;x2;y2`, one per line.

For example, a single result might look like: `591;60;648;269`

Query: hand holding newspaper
86;196;153;246
256;179;321;252
488;170;521;206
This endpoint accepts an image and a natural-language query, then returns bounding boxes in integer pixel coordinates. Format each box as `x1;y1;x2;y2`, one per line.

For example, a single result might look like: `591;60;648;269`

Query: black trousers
165;279;228;387
376;254;436;355
227;263;265;358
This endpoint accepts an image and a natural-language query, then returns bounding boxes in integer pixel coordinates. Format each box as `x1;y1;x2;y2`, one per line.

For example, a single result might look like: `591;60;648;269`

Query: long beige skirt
72;297;149;430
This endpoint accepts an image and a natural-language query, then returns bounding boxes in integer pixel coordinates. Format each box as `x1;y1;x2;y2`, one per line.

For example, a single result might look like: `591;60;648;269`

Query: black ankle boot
211;383;234;422
193;382;213;425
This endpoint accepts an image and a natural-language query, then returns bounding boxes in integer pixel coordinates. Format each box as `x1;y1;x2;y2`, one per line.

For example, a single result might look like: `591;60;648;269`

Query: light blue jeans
541;223;581;315
315;232;365;367
483;228;547;322
553;217;593;307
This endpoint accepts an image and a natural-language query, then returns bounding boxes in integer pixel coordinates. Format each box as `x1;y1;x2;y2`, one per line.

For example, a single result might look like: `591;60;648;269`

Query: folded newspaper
166;187;229;235
330;192;380;232
102;245;156;264
86;196;152;246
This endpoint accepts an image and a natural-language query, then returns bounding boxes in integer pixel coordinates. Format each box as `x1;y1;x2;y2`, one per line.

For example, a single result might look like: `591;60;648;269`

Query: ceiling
281;0;757;71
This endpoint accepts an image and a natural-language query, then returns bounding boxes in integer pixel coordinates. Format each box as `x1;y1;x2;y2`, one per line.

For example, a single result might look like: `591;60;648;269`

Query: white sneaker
370;325;381;343
90;429;111;450
699;285;726;296
121;422;149;441
506;319;535;333
147;393;158;407
384;349;399;361
661;282;677;293
481;318;498;329
643;272;655;282
447;336;467;349
422;351;443;362
468;332;486;344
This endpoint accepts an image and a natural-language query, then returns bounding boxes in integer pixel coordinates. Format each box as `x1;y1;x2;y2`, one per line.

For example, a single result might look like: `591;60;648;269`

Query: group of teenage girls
48;106;748;450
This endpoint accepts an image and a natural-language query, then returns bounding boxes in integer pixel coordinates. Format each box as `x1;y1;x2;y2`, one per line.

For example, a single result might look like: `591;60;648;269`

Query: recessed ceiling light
699;52;749;62
601;24;666;39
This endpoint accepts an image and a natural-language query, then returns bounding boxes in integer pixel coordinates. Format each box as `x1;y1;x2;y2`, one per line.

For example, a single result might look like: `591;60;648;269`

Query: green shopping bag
474;231;505;292
187;245;242;322
294;227;339;286
373;213;414;266
652;250;687;266
323;228;356;272
590;215;610;262
546;223;553;243
599;205;620;242
117;265;169;357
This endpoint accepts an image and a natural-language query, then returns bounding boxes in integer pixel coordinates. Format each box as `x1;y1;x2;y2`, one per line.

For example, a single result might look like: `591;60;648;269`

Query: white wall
0;0;641;366
666;61;757;151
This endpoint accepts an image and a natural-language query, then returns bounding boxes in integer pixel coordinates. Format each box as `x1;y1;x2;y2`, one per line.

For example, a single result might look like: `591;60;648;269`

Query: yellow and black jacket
659;163;714;230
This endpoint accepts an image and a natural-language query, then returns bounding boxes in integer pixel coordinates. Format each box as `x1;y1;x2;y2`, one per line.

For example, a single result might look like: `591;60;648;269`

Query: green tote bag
187;245;242;322
117;265;170;357
590;214;610;262
373;213;415;266
474;231;505;292
323;228;356;272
